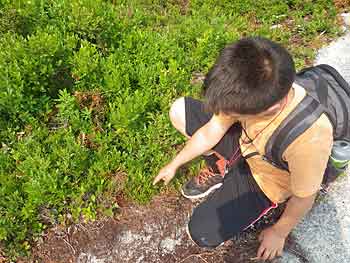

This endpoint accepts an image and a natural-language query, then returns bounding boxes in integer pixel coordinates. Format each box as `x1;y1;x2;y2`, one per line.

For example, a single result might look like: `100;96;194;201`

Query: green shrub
0;0;341;258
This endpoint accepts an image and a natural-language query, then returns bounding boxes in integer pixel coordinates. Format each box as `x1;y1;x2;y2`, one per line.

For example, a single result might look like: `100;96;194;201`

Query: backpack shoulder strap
265;64;350;171
264;81;326;171
317;64;350;96
315;64;350;139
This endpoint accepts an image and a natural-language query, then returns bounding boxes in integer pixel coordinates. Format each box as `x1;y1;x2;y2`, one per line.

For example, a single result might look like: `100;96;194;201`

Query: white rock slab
315;32;350;83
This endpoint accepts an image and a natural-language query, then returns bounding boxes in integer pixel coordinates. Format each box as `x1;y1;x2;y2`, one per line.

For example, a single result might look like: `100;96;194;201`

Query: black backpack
262;64;350;185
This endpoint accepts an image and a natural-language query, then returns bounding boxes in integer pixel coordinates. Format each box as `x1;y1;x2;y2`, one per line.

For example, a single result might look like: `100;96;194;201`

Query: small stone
270;24;282;29
341;13;350;28
160;237;181;253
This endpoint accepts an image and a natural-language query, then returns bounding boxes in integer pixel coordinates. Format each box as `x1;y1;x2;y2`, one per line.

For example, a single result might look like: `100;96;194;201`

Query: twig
286;247;309;262
198;255;210;263
178;251;219;263
62;238;76;255
77;223;90;234
88;221;105;231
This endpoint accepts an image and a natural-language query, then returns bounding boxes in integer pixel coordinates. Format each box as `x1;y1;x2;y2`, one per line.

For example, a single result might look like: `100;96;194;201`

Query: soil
27;191;309;263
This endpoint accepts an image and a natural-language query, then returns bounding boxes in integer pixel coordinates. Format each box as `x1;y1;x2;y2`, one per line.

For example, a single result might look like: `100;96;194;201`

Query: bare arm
153;114;236;185
257;194;316;260
170;114;236;169
273;194;316;237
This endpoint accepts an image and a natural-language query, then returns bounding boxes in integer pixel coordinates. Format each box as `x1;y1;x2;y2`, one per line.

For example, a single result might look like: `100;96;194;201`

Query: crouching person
153;37;333;261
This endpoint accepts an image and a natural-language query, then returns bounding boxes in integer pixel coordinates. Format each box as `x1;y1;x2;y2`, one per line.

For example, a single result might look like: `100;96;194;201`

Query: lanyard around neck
227;96;288;167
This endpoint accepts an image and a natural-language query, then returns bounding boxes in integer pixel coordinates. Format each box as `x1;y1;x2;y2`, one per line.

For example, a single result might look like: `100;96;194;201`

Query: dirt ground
27;191;310;263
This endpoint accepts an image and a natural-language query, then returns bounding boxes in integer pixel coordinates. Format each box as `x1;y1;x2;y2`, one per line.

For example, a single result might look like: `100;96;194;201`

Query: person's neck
240;86;295;123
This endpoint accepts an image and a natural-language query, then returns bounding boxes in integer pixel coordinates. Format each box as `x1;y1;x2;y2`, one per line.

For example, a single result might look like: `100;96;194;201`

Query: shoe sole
185;224;224;248
185;224;197;245
181;182;223;200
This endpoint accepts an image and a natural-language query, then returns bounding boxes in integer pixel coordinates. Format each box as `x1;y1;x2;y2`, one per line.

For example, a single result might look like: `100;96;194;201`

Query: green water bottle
330;140;350;171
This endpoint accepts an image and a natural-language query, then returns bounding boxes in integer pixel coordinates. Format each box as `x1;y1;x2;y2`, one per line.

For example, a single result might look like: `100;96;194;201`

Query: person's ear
265;103;281;113
264;96;287;114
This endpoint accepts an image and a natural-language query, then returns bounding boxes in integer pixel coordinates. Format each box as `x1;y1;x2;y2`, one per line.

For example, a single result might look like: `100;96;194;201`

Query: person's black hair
203;37;295;115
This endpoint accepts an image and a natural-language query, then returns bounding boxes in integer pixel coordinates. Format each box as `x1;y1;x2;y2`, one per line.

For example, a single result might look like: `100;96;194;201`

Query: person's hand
153;163;178;185
256;226;286;261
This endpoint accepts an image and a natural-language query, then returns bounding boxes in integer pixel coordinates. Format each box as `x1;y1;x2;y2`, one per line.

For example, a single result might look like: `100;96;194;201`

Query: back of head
203;37;296;115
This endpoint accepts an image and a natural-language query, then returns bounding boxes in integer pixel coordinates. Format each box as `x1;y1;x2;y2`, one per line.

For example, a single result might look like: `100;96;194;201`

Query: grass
0;0;345;259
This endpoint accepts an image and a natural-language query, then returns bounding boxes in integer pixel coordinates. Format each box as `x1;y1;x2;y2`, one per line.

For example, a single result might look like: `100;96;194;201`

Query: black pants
184;97;276;248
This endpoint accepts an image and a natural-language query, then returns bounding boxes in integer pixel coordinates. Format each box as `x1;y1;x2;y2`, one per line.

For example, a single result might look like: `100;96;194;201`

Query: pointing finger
153;175;162;185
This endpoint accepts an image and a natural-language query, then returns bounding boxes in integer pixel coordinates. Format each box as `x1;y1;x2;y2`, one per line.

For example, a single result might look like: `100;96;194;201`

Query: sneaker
185;224;224;248
181;167;224;199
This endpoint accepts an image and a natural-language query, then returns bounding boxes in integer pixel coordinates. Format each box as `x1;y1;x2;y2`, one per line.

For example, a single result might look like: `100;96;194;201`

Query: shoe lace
196;167;216;185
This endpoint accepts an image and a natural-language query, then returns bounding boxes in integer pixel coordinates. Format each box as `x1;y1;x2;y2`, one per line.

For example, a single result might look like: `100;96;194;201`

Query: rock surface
315;32;350;83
